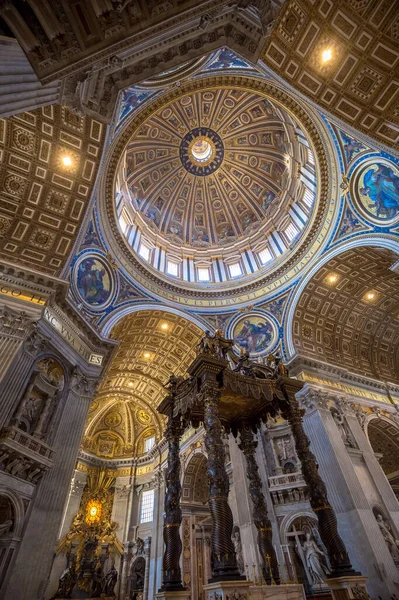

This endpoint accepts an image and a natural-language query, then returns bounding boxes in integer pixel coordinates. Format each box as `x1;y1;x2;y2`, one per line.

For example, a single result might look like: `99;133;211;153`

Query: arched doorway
367;417;399;501
181;452;211;600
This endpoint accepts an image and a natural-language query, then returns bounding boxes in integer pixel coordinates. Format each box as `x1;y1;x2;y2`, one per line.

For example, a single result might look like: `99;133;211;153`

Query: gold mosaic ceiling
293;247;399;383
82;310;202;460
122;87;302;253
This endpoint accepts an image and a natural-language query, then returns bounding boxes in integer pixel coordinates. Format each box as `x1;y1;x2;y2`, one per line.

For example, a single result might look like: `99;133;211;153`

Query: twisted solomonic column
281;386;358;578
202;383;242;581
161;415;185;591
238;423;280;585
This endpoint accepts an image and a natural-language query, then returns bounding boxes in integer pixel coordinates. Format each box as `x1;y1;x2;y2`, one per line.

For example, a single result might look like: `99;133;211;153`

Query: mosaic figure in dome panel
358;162;399;221
207;47;256;72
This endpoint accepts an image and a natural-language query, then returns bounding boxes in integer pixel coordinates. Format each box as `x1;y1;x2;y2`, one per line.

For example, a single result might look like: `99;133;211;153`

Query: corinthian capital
23;325;48;357
300;388;330;411
70;367;98;398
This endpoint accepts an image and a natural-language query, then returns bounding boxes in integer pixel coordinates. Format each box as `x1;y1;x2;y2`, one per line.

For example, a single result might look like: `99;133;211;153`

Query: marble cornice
289;355;399;398
47;298;117;358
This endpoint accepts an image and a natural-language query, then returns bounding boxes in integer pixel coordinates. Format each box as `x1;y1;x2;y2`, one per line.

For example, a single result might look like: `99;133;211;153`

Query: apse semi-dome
115;85;316;288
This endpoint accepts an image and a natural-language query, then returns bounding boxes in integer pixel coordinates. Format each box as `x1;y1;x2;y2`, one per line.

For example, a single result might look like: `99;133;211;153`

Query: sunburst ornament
85;499;102;525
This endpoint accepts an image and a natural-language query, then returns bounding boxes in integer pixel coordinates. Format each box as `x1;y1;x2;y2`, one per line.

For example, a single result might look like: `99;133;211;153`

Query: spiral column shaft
161;415;185;591
203;384;241;581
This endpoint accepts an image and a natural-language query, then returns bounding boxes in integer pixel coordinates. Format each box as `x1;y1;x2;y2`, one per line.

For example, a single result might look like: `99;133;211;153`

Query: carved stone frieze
70;478;86;495
115;483;132;499
351;404;368;429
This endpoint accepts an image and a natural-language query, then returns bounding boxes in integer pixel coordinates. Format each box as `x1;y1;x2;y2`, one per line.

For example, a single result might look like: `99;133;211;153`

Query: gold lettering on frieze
0;283;46;305
43;307;104;366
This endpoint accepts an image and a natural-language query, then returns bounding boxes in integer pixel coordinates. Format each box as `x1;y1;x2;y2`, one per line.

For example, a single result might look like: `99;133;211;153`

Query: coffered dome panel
116;84;317;289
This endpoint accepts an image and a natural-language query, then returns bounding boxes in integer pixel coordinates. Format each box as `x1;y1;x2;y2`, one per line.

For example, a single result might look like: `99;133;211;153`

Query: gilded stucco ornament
98;75;339;309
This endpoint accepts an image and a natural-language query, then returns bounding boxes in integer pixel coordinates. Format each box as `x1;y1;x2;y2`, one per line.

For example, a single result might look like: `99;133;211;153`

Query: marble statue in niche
330;408;356;448
232;526;245;576
12;358;64;440
301;532;330;585
374;512;399;560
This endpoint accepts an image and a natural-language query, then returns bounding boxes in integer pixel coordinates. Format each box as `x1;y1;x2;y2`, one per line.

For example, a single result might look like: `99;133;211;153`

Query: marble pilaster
3;369;98;600
297;388;392;599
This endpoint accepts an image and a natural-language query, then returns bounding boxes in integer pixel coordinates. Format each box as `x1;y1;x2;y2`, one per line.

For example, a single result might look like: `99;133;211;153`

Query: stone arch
181;453;208;505
366;415;399;500
0;488;24;539
285;240;399;382
99;302;208;338
280;512;330;591
0;488;26;591
279;510;316;544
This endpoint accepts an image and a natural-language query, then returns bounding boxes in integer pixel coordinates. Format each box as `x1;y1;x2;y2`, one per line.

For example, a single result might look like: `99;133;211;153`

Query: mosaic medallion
74;254;115;309
231;313;276;357
180;127;224;176
351;158;399;224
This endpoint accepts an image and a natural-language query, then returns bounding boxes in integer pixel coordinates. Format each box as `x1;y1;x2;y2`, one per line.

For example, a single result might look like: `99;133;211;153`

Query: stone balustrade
0;425;55;483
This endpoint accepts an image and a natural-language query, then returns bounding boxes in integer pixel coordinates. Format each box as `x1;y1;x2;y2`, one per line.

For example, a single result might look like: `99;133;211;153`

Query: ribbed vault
292;246;399;383
82;310;203;459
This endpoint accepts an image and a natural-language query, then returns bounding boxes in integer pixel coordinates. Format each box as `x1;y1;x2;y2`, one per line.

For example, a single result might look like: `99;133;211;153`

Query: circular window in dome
190;137;213;162
180;127;223;175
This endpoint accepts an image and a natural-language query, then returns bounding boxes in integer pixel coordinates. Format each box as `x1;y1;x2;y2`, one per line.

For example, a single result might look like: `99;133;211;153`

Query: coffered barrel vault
82;310;203;460
0;106;105;276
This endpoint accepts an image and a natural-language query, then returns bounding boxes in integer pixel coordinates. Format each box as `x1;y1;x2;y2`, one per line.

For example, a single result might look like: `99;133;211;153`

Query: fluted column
281;383;357;578
239;423;280;585
161;414;185;591
202;383;241;581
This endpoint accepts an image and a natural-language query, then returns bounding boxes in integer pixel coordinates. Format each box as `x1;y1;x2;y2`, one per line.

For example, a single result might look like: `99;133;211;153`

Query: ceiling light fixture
321;48;332;63
62;155;72;167
365;291;375;301
327;273;338;284
161;323;169;330
143;352;151;359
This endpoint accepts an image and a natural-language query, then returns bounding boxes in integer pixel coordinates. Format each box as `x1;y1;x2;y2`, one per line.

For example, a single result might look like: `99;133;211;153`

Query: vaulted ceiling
292;246;399;383
0;106;105;276
368;418;399;498
82;310;202;459
261;0;399;149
